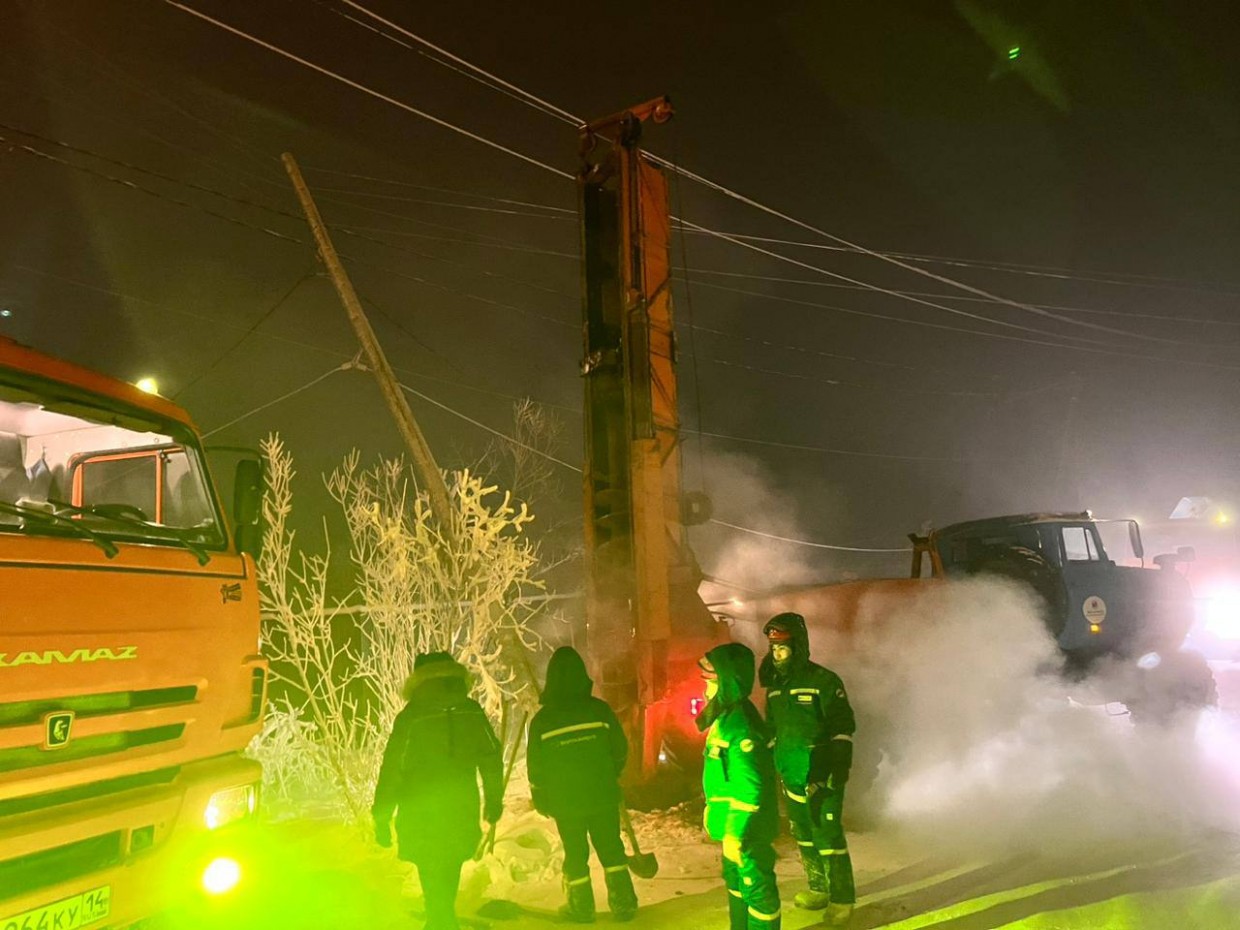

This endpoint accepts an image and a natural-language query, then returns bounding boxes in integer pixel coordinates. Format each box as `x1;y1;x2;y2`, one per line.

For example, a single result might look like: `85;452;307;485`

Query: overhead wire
707;519;909;554
202;363;353;438
324;0;1226;346
174;269;319;400
158;0;574;180
684;267;1240;328
1;134;303;245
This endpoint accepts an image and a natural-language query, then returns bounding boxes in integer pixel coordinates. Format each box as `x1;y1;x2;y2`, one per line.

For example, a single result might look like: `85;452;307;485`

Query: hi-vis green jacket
698;643;780;845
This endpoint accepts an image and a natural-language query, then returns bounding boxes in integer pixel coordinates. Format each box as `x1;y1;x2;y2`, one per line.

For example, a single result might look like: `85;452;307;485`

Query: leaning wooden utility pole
281;152;454;530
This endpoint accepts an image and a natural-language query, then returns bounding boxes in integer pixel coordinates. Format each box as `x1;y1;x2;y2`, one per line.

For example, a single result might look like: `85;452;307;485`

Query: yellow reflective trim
728;889;743;898
604;864;629;874
567;875;592;885
748;906;781;921
708;796;730;804
785;788;807;802
730;799;760;812
796;840;815;847
819;848;849;856
710;738;731;748
767;690;782;697
542;721;608;740
789;688;820;695
832;733;853;742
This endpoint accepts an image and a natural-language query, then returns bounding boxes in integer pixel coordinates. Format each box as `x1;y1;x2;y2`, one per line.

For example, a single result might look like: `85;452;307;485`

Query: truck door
1056;523;1125;656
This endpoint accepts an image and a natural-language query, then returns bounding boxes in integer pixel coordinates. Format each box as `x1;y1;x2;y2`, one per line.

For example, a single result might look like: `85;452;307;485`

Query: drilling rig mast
577;97;720;781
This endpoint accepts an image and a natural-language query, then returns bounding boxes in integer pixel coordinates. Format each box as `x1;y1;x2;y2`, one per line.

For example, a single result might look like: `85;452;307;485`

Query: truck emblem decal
43;710;75;750
0;646;139;668
221;582;243;603
1083;596;1108;625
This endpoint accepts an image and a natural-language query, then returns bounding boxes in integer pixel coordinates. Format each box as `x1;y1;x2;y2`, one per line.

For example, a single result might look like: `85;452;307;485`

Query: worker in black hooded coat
759;612;856;926
527;646;637;923
372;652;503;930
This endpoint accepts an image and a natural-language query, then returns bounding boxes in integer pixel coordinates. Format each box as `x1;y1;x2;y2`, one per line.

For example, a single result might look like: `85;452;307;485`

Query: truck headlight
204;784;258;830
1205;590;1240;640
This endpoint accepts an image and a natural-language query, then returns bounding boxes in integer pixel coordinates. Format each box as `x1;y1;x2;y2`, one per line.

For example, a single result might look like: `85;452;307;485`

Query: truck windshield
0;383;225;551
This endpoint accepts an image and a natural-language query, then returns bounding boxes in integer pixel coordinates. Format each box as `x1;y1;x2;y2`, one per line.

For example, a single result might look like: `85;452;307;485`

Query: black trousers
416;857;464;930
785;784;855;905
554;805;628;879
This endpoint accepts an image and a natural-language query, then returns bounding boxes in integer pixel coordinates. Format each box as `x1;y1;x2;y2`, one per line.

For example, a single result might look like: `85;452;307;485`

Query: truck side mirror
1128;521;1144;561
233;458;265;560
1176;545;1196;563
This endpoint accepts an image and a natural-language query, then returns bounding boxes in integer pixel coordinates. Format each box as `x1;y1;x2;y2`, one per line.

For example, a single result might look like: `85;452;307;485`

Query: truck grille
0;724;185;774
0;766;180;819
0;685;198;727
0;832;123;901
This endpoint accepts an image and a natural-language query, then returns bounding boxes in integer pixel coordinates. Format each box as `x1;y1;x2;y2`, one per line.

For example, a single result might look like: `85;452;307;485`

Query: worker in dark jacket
698;642;781;930
527;647;637;923
760;612;856;927
373;652;503;930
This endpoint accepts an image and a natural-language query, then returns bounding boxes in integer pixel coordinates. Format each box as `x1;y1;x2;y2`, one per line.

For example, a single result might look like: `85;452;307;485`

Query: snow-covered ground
230;591;1240;929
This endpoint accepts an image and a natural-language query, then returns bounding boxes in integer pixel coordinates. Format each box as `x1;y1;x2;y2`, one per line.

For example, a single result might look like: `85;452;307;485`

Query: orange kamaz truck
0;337;267;927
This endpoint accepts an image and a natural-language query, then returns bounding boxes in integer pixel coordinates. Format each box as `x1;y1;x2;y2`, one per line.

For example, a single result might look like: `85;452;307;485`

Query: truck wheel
1127;650;1218;725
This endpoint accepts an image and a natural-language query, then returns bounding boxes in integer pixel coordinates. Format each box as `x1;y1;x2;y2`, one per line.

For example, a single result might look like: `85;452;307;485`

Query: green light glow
1008;46;1021;60
202;857;242;896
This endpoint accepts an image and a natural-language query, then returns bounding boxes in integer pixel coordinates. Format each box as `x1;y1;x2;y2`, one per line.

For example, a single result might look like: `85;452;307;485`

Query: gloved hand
806;781;839;827
722;834;743;864
373;816;393;849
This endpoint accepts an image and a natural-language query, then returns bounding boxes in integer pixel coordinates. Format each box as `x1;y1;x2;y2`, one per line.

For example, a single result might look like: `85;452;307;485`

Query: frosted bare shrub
249;434;543;820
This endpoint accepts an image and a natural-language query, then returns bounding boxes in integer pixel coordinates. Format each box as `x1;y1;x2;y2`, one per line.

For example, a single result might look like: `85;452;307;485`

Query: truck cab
912;512;1195;665
0;337;266;928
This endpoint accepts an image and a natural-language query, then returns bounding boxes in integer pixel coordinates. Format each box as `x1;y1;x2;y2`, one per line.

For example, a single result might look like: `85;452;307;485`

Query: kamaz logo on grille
42;710;74;750
0;646;139;668
220;582;242;603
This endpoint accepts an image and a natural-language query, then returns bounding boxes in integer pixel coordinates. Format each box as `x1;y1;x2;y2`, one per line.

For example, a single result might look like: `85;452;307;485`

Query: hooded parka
698;642;781;930
372;653;503;865
527;646;627;818
527;647;637;922
760;612;857;912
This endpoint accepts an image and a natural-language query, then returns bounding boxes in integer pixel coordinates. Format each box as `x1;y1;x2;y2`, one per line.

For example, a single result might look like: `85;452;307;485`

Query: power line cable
683;267;1240;328
299;165;576;213
398;382;583;472
706;519;909;553
331;0;581;126
677;228;1240;296
324;0;1218;345
688;270;1240;372
202;363;352;438
2;134;303;245
159;0;574;180
174;269;318;399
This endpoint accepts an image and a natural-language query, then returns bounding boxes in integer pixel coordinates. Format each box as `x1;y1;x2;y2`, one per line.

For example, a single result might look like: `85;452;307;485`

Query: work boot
793;890;831;910
604;866;638;922
824;902;854;927
559;875;596;923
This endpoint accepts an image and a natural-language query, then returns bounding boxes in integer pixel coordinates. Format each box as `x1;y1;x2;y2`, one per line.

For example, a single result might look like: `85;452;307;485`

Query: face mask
771;644;793;669
705;678;719;701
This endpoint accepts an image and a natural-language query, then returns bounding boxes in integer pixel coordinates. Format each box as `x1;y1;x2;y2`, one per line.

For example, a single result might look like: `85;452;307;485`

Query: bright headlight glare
204;784;258;830
202;857;242;895
1205;590;1240;640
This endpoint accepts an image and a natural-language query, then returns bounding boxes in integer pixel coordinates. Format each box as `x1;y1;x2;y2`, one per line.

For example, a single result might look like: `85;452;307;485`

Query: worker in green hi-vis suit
760;612;856;928
698;642;782;930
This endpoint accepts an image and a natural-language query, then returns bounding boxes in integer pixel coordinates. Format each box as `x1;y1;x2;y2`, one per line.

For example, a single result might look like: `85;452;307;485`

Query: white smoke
812;578;1240;855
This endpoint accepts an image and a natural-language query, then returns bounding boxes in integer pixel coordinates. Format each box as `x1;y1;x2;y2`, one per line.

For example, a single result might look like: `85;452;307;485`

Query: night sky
2;0;1238;583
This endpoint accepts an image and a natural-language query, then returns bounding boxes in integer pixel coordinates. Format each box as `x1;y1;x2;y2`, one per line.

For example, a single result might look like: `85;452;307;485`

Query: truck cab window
1062;526;1100;562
